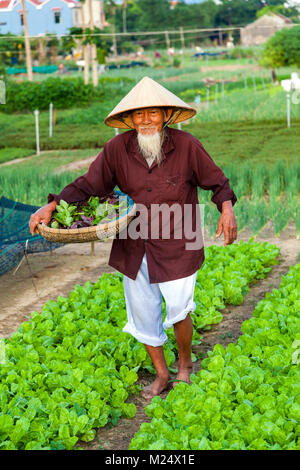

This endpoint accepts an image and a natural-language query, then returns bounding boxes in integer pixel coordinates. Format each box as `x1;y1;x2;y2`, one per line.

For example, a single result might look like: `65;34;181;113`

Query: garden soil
0;227;299;450
165;64;262;82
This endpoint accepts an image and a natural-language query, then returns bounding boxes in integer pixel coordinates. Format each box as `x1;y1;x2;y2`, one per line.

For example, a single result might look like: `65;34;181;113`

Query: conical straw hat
104;76;197;129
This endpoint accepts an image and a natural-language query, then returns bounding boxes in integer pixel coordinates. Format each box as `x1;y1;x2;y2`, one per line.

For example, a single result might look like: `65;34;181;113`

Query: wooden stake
206;87;209;109
21;0;33;81
34;110;40;156
165;31;170;50
53;108;57;126
88;0;98;87
49;102;53;137
80;2;89;85
180;27;185;50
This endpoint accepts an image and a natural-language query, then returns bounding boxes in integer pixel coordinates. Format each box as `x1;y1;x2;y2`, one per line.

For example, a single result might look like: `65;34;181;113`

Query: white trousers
122;253;197;347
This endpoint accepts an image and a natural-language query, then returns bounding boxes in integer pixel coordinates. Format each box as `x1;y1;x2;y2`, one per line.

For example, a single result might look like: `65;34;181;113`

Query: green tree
260;25;300;81
135;0;170;31
256;4;299;22
171;0;217;29
114;0;141;33
215;0;263;27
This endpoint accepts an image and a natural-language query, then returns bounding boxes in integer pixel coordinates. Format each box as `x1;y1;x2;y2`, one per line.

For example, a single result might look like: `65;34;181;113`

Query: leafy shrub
225;46;257;59
260;25;300;68
153;55;172;68
98;76;134;85
0;64;7;77
172;57;181;68
120;41;139;54
4;77;104;113
179;88;202;102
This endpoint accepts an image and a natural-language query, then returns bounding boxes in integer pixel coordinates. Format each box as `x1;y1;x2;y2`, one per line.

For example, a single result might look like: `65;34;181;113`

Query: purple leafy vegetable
48;192;125;229
70;221;84;229
81;215;93;226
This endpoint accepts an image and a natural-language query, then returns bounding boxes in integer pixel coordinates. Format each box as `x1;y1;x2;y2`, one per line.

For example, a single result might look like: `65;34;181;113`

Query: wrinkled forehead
131;107;165;115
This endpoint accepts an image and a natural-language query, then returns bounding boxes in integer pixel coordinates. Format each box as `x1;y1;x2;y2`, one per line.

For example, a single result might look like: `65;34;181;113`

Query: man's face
131;107;170;135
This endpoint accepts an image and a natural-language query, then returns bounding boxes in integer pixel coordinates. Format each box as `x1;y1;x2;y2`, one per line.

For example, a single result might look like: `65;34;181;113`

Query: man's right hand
29;201;57;236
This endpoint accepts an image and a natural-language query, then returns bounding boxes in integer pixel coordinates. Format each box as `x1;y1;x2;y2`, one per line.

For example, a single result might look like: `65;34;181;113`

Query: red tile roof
0;0;79;9
28;0;43;5
0;0;11;9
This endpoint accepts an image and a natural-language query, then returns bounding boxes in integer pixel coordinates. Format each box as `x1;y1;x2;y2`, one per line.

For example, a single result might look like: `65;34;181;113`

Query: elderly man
29;77;237;399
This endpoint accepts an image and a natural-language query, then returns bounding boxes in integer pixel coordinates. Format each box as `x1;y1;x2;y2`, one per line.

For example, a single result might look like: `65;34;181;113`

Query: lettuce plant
0;240;281;450
129;263;300;450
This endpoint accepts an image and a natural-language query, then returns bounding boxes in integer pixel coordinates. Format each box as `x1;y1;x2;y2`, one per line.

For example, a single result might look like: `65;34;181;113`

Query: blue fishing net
0;196;63;276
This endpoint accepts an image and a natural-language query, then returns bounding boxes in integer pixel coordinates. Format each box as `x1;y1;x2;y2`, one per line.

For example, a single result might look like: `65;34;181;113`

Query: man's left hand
215;206;237;246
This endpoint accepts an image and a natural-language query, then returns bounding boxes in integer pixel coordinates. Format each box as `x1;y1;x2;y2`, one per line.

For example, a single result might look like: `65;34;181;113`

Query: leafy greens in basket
48;192;126;229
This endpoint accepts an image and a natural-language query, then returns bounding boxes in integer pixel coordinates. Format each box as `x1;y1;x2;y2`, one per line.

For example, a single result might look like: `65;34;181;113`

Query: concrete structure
0;0;105;36
0;0;81;35
241;13;293;46
81;0;106;29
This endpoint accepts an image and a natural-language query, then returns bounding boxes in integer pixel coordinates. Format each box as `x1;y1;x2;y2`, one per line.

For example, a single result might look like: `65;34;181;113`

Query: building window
54;12;61;24
20;13;24;26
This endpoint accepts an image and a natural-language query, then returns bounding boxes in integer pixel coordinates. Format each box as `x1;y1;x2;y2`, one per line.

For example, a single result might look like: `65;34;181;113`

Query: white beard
137;128;164;167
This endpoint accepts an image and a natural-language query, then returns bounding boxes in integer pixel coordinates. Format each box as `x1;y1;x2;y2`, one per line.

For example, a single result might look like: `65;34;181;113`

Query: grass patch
0;147;35;164
0;166;82;206
0;149;99;205
183;119;300;168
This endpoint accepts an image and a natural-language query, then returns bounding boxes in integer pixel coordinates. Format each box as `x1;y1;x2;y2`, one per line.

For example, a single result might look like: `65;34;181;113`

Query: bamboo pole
88;0;98;87
112;23;117;57
165;31;170;50
179;27;185;49
21;0;33;81
123;0;127;33
1;24;300;41
80;1;90;85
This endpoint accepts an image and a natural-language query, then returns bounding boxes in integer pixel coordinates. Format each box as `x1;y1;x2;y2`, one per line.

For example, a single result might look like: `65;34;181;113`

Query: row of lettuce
129;262;300;450
0;239;280;450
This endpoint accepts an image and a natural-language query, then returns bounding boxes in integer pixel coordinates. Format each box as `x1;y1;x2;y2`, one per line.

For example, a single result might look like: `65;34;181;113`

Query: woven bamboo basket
37;195;136;244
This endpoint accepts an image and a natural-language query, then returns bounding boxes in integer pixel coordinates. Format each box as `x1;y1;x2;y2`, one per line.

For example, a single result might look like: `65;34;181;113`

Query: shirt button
148;169;152;174
147;188;152;192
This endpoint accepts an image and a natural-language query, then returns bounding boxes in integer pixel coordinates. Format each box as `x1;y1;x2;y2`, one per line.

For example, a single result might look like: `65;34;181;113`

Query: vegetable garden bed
129;261;300;450
0;239;283;450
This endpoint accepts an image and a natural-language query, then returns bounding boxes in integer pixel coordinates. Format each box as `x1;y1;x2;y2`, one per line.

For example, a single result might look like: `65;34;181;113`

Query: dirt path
0;150;60;167
165;64;260;82
0;239;115;338
1;228;298;449
0;151;99;169
200;64;261;73
53;155;98;174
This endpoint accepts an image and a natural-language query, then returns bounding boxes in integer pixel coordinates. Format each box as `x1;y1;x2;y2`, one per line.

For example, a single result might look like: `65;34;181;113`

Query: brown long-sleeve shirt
48;127;237;283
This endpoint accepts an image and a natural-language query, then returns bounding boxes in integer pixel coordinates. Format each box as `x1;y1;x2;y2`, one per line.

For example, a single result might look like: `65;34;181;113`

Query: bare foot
140;375;171;399
172;365;193;389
